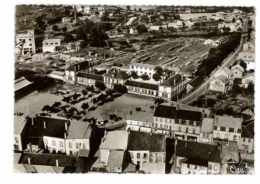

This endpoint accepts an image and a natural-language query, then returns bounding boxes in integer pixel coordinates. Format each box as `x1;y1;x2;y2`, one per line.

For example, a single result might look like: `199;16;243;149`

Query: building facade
16;29;36;56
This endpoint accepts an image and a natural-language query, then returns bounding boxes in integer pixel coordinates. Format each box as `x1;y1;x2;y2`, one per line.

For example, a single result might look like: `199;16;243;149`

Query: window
143;153;147;159
220;126;226;131
229;128;234;132
176;119;179;124
214;126;218;130
68;142;72;148
237;129;241;133
137;153;140;159
60;141;63;148
189;120;193;126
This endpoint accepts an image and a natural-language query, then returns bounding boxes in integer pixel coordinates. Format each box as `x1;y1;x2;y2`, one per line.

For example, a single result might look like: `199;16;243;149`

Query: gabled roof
15;77;33;92
14;115;27;135
125;80;158;90
128;131;165;152
67;120;92;139
154;104;202;121
23;116;69;146
107;150;125;172
100;130;129;150
176;140;221;165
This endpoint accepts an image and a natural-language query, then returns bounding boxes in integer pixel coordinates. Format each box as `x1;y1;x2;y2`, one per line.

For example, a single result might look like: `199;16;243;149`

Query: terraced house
153;104;203;141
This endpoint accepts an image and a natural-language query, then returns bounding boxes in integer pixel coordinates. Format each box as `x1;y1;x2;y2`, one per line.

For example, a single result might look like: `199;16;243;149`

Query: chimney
27;157;31;165
43;121;46;129
55;159;59;168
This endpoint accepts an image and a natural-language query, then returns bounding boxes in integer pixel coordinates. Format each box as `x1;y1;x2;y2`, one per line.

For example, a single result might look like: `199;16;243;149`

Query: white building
65;120;92;156
175;140;221;174
42;38;62;53
16;29;36;56
128;63;155;78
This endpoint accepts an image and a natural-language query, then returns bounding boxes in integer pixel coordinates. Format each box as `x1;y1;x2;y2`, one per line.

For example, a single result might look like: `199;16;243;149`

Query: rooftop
154;104;202;121
19;153;76;167
125;80;158;90
24;116;69;145
15;77;33;92
128;131;165;152
77;72;103;81
67;120;92;139
176;140;221;165
107;150;125;172
100;130;129;150
14;115;27;135
214;115;242;130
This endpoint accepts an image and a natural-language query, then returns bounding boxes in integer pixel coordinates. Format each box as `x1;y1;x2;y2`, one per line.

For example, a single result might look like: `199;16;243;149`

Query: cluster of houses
209;43;255;94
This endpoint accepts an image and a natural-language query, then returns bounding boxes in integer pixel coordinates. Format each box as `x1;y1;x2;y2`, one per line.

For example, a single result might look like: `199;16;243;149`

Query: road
180;34;246;104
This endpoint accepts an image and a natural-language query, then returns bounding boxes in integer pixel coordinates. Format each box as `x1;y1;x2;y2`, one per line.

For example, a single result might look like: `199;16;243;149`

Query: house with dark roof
238;120;254;154
127;131;166;173
125;80;158;97
153;104;203;141
20;115;92;156
76;72;103;87
175;140;221;174
158;75;189;100
103;69;129;89
18;152;76;173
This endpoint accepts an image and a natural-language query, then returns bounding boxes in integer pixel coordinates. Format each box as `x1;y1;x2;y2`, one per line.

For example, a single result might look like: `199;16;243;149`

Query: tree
154;66;163;75
141;73;150;80
95;81;106;91
42;105;51;112
136;24;148;34
62;27;67;32
118;71;129;80
113;84;127;94
81;103;89;110
52;25;59;31
131;71;139;79
152;72;161;81
126;6;131;11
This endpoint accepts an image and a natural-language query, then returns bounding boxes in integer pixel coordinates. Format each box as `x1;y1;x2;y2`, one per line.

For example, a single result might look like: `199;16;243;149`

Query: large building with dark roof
19;115;92;156
153;104;203;141
175;140;221;174
127;131;166;172
76;72;104;86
